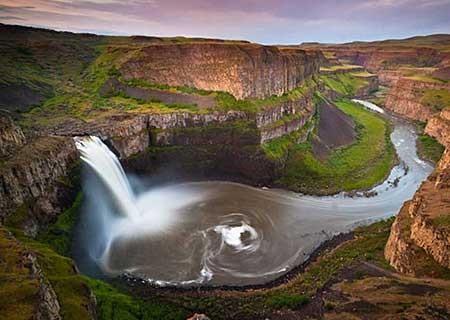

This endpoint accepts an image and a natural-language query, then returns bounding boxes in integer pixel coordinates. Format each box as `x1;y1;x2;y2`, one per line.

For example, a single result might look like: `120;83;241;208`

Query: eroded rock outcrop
46;111;249;157
426;109;450;147
119;43;322;99
0;227;61;319
0;136;78;224
385;149;450;274
257;86;317;143
0;116;26;158
385;78;450;121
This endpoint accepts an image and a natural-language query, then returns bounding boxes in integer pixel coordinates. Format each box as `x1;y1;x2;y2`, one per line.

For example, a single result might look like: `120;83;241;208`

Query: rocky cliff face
0;116;26;158
384;78;450;121
328;47;443;86
0;227;62;319
0;136;78;232
385;149;450;275
355;74;379;97
119;44;322;99
256;86;317;143
426;109;450;146
0;226;97;319
46;111;249;156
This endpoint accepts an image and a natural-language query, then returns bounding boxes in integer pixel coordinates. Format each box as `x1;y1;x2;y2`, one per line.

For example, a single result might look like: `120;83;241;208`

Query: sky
0;0;449;44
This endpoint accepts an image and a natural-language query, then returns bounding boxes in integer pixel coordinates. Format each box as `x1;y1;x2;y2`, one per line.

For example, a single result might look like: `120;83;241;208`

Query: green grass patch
265;293;310;309
433;214;450;227
319;73;369;96
420;89;450;112
320;64;362;72
9;229;95;320
278;99;395;194
125;77;317;114
84;278;188;320
406;75;448;84
6;226;189;320
262;114;315;161
417;133;444;163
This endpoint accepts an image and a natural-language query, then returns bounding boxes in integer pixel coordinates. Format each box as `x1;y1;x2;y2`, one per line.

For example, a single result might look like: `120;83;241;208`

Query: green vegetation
38;192;83;256
406;75;448;84
433;214;450;227
351;70;375;77
417;133;445;163
420;89;450;112
277;100;395;194
0;208;188;320
265;293;310;309
262;114;315;161
126;77;316;114
319;64;362;72
319;73;369;96
0;227;41;320
9;229;96;320
85;278;188;320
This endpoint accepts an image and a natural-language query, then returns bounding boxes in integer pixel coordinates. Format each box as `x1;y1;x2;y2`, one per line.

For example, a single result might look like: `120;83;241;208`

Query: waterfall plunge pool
72;117;432;287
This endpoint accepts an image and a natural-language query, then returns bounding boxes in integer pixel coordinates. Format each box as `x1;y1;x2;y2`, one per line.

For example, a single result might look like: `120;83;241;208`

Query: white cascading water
74;136;140;219
74;135;207;281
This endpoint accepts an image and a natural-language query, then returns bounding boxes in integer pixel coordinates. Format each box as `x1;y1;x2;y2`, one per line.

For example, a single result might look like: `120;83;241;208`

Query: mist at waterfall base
73;120;432;286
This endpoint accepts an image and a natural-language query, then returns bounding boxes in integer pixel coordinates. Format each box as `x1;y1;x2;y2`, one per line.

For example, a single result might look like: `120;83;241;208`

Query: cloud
0;15;23;20
0;0;449;43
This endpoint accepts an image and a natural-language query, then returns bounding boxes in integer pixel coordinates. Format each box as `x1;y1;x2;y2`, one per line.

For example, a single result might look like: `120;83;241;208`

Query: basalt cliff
119;44;322;99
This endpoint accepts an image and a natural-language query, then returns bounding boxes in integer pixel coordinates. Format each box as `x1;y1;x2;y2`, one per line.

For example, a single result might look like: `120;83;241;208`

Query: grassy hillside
277;99;395;194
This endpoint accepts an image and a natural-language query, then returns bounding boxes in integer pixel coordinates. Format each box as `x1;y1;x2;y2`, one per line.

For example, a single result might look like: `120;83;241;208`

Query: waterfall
74;136;140;219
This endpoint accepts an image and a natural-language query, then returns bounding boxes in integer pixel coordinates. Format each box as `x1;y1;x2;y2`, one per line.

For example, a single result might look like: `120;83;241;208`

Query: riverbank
276;99;397;195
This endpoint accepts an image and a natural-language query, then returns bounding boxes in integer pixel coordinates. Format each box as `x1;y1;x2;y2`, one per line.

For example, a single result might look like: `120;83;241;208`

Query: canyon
0;25;449;320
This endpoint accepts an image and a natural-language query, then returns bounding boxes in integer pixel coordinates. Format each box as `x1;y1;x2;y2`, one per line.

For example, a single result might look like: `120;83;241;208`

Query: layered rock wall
425;109;450;146
0;137;78;220
119;43;322;99
385;78;450;121
385;149;450;274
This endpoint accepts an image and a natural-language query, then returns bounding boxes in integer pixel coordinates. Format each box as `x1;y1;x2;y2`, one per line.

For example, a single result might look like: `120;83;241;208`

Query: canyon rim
1;2;450;319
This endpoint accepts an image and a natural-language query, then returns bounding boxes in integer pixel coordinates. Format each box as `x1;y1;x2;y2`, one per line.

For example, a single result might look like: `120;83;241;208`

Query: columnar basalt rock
0;136;78;222
119;43;322;99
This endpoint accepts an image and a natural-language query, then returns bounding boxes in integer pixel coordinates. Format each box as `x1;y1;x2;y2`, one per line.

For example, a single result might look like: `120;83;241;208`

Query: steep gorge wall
0;136;78;232
385;149;450;274
0;110;271;229
385;78;450;121
426;109;450;145
329;47;442;86
119;43;322;99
